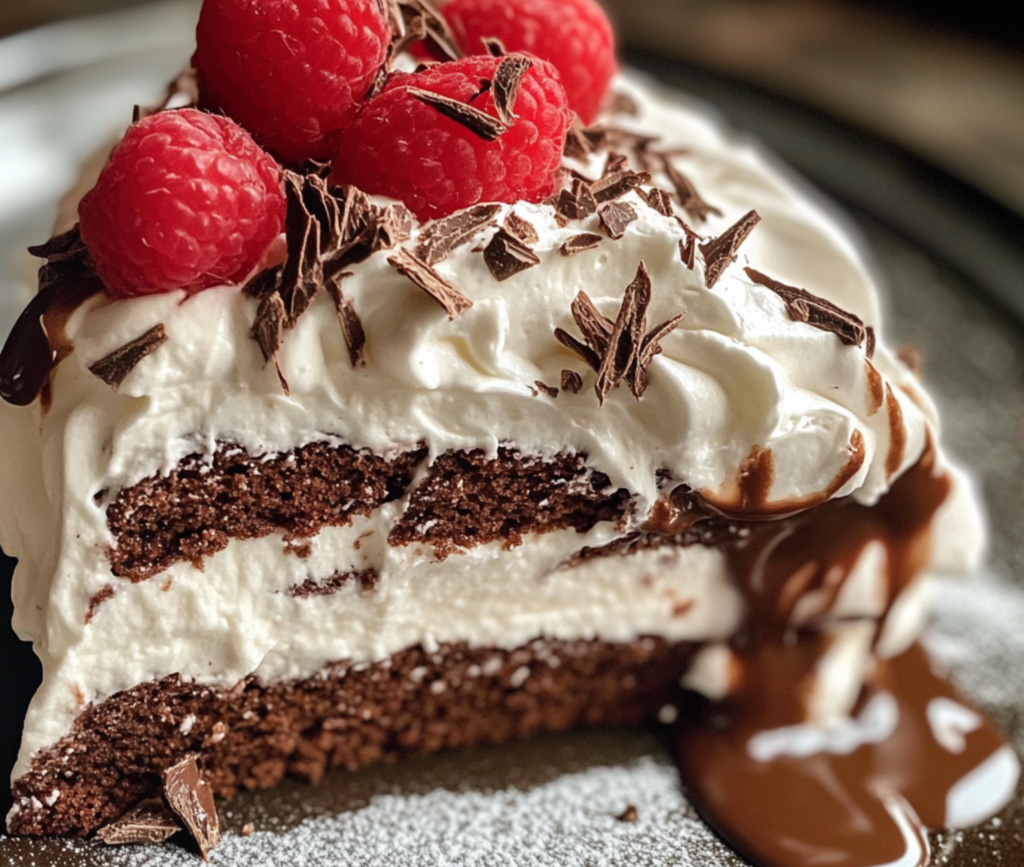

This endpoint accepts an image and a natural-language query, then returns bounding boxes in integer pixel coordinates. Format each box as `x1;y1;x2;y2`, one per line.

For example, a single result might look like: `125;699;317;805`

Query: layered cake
0;0;1017;865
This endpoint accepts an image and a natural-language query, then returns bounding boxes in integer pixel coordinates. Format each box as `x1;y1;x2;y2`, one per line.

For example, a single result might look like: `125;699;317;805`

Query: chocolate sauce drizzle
674;447;1019;867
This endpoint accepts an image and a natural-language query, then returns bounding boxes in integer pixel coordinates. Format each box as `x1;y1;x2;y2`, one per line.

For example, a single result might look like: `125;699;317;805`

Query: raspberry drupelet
79;109;286;299
192;0;391;164
440;0;618;125
332;55;573;222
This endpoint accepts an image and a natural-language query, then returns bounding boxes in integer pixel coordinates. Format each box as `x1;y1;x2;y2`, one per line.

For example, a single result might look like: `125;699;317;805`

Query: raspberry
332;56;572;221
441;0;617;125
79;109;286;299
192;0;391;164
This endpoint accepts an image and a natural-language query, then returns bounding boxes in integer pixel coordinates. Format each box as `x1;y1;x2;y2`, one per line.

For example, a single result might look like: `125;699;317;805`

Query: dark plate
2;7;1024;865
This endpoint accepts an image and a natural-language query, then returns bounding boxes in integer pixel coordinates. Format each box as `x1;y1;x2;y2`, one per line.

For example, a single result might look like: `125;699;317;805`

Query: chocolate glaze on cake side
0;6;1018;866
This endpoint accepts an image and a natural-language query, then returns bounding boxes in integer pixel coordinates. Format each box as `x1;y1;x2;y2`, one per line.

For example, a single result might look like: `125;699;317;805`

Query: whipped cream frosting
0;73;986;786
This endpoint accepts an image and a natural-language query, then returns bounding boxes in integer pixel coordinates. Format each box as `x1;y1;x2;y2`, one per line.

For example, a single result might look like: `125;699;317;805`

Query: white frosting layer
0;73;986;785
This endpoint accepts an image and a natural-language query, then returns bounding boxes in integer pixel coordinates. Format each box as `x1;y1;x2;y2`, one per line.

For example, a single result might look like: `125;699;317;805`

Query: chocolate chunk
700;210;761;289
252;293;290;395
598;201;638;239
744;267;869;348
560;233;603;257
590;169;651;203
483;228;540;281
27;226;85;261
503;211;539;245
561;369;583;393
87;324;168;389
416;203;501;264
388;247;473;318
407;87;507;140
97;799;181;846
325;273;366;367
492;54;532;125
534;380;559;398
595;263;650;404
162;755;220;860
661;158;721;223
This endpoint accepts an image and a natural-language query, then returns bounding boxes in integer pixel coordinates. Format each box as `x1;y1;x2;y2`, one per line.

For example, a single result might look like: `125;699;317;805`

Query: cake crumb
617;804;639;823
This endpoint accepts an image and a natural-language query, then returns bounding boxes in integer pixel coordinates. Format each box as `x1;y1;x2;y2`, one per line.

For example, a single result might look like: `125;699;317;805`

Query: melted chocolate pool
675;449;1020;867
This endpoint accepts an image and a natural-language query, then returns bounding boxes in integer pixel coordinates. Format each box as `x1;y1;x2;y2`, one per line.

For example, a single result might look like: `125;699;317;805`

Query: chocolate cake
0;1;1017;865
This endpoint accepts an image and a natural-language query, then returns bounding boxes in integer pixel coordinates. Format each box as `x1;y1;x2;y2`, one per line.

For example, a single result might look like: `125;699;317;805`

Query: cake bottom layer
8;636;696;837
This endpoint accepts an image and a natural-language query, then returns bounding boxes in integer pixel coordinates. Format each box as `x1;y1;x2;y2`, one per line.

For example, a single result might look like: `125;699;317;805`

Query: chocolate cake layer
388;447;632;558
106;443;634;580
105;442;428;581
10;637;695;837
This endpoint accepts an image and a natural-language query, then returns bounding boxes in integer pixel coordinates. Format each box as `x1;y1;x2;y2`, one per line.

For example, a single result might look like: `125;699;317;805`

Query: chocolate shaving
744;267;869;348
866;326;876;359
606;90;640;117
589;169;651;203
554;328;602;372
97;799;181;846
27;226;85;261
603;153;630;176
598;201;638;239
641;187;675;217
534;380;559;398
560;233;603;257
503;211;539;245
571;291;614;353
388;247;473;318
374;203;414;249
677;217;699;270
553;179;598;222
416;203;501;264
661;159;721;223
252;293;290;395
595;263;650;403
617;804;640;823
483;37;507;57
87;324;168;389
563;121;594;161
279;173;324;324
483;228;540;281
561;369;584;394
632;310;685;397
492;54;532;125
325;273;365;366
557;262;683;401
699;210;761;289
243;264;283;300
408;87;507;140
162;755;220;860
404;0;462;61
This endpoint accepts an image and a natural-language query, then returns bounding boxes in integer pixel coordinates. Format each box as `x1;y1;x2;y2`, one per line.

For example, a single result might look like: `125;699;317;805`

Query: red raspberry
192;0;391;164
332;56;572;221
79;109;286;299
441;0;617;125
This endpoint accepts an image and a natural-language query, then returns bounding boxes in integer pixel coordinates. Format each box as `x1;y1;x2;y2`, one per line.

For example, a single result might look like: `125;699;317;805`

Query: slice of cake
0;0;1016;864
